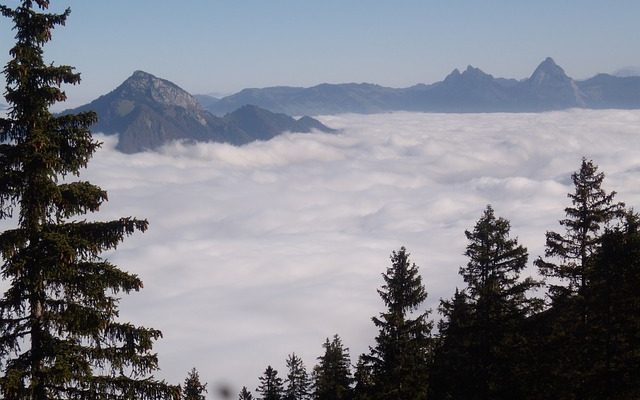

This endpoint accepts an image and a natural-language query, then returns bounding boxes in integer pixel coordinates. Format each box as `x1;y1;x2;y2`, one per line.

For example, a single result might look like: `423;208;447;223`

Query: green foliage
182;368;207;400
284;353;310;400
365;247;433;400
313;335;352;400
257;366;283;400
0;1;177;399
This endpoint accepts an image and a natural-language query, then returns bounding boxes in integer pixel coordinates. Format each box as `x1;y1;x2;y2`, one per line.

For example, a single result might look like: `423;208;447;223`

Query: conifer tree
312;335;352;400
536;158;624;297
257;366;283;400
534;159;624;399
455;206;540;400
352;355;373;400
365;247;433;400
239;386;254;400
0;1;177;399
182;368;207;400
284;353;310;400
429;289;475;400
583;212;640;399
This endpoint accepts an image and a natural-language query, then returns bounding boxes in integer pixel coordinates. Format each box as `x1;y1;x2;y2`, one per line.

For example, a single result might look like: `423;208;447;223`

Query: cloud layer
18;110;640;396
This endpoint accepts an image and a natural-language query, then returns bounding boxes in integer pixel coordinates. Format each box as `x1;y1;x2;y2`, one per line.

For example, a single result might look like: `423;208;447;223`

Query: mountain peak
529;57;570;84
119;70;201;111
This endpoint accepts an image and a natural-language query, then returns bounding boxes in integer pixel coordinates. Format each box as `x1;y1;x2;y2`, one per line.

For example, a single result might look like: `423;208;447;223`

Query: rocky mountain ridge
200;58;640;115
67;71;336;153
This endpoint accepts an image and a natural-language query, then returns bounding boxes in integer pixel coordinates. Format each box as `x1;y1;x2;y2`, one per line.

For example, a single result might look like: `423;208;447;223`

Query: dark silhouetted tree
536;158;624;298
257;366;283;400
534;159;625;399
352;355;373;400
0;1;177;399
365;247;433;400
583;211;640;399
429;289;475;400
284;353;310;400
182;368;207;400
313;335;352;400
437;206;540;400
239;386;254;400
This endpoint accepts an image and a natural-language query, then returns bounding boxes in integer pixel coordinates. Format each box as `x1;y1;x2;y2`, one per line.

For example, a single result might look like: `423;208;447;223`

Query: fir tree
455;206;540;400
239;386;254;400
0;1;177;399
182;368;207;400
536;158;624;297
534;159;624;399
352;355;373;400
428;289;475;400
284;353;310;400
365;247;433;400
583;212;640;399
312;335;352;400
257;366;283;400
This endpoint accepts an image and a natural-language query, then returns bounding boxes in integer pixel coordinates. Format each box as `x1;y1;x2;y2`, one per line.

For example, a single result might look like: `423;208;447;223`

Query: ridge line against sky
0;0;639;108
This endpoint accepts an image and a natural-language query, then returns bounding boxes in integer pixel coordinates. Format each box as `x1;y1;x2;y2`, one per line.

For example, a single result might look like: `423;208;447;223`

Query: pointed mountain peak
444;68;462;82
118;70;201;111
529;57;570;84
462;65;492;79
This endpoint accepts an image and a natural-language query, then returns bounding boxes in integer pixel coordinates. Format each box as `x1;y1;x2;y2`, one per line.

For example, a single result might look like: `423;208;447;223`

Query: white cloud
10;110;640;397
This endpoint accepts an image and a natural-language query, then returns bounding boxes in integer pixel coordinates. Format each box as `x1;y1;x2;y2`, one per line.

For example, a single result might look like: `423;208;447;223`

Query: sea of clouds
10;110;640;396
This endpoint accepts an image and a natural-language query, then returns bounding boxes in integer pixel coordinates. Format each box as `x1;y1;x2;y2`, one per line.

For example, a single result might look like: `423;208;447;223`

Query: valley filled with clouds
73;110;640;392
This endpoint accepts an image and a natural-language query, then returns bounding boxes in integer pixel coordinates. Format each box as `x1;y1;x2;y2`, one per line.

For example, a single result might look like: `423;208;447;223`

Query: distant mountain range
199;58;640;116
67;71;335;153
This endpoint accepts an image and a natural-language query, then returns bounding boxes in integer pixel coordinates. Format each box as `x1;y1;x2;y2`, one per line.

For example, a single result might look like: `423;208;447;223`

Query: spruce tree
536;158;624;297
257;366;283;400
365;247;433;400
534;159;624;399
239;386;254;400
284;353;310;400
583;212;640;399
428;289;475;400
0;1;177;399
182;368;207;400
312;335;352;400
455;205;540;400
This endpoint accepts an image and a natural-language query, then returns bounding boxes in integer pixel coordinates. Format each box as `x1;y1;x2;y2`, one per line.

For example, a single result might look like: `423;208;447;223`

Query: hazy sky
26;109;635;396
1;1;640;106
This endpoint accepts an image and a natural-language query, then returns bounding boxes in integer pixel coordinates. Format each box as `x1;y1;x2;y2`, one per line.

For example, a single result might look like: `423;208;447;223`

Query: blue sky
1;1;639;106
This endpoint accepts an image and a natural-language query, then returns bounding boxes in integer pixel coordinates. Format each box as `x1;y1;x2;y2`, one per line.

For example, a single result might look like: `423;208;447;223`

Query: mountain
199;58;640;116
67;71;335;153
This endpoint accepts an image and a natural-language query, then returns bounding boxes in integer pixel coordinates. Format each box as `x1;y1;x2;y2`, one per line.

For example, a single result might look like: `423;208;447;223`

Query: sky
1;1;640;107
9;109;630;397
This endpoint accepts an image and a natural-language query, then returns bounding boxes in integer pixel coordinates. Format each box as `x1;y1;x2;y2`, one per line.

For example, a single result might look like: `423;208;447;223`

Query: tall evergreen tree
365;247;433;400
312;335;352;400
351;355;373;400
452;206;540;400
428;289;475;400
284;353;310;400
583;211;640;399
534;159;624;399
536;158;624;297
182;368;207;400
239;386;254;400
0;1;176;399
257;366;283;400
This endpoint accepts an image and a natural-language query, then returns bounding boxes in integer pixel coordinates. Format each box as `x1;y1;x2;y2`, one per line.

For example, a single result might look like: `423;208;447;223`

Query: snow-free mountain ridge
67;71;336;153
200;58;640;116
